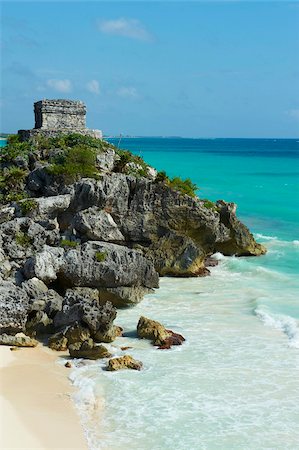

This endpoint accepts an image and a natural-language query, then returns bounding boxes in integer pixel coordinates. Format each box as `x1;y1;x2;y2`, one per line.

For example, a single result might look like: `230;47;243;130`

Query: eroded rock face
23;246;64;284
107;355;143;371
70;176;265;276
54;289;117;341
72;207;125;242
59;241;159;290
0;282;30;334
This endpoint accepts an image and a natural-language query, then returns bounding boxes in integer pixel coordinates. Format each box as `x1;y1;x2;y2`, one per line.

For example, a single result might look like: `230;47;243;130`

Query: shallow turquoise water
17;137;299;449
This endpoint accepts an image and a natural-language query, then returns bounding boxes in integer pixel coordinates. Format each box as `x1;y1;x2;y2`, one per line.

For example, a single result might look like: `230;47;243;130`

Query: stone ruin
18;99;102;141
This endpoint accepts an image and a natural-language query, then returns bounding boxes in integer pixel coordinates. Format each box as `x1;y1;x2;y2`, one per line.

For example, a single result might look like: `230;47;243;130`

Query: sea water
66;138;297;449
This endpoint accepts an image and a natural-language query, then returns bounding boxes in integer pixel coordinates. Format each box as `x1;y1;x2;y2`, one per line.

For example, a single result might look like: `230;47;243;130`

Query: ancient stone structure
18;99;102;141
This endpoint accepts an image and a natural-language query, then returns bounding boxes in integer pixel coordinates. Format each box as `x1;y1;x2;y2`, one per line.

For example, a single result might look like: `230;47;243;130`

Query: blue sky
1;1;299;137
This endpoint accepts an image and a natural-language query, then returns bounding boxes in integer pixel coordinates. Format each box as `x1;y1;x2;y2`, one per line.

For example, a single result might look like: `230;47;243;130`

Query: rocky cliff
0;133;266;354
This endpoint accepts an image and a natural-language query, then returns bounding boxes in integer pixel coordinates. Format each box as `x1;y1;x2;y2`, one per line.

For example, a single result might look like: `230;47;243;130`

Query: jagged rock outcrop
58;241;159;292
66;175;265;276
53;288;118;342
0;128;266;352
107;355;143;371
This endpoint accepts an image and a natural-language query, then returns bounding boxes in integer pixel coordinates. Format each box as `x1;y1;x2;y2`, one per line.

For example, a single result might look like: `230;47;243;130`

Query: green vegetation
95;251;107;262
47;144;97;182
154;170;198;197
168;177;198;197
155;171;169;183
0;134;31;162
1;192;26;203
18;199;38;216
0;166;28;204
202;200;217;210
114;149;149;177
0;166;27;190
60;239;78;248
15;231;32;247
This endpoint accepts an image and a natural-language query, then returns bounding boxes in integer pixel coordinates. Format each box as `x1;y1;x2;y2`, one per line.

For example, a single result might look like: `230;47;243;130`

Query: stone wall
18;99;102;141
34;100;86;130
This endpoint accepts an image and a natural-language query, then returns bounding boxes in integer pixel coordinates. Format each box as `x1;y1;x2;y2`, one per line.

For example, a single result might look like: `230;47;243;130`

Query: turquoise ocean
3;137;299;449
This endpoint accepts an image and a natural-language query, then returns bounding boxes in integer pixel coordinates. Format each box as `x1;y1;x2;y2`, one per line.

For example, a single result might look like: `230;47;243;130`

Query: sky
1;1;299;137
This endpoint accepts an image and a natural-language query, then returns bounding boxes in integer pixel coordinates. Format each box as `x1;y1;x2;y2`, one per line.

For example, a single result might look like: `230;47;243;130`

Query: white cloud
86;79;100;95
116;86;139;99
46;79;72;93
97;18;152;41
287;109;299;121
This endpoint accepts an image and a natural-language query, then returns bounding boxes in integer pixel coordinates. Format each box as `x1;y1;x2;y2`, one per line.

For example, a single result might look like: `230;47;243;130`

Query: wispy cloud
286;109;299;121
86;79;100;95
116;86;139;99
46;79;72;93
97;18;152;41
5;62;37;79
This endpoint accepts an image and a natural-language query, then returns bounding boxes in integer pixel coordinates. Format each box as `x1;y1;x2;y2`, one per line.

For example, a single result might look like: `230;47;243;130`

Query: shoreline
0;344;88;450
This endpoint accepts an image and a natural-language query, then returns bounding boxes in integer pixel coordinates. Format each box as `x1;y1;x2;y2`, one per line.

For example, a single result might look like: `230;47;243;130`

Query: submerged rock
107;355;143;371
137;316;185;349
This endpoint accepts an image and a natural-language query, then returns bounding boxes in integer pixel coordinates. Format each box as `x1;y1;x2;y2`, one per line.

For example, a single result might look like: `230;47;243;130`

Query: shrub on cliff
168;177;198;197
0;135;31;162
155;171;198;197
47;145;98;182
0;166;28;204
114;149;149;177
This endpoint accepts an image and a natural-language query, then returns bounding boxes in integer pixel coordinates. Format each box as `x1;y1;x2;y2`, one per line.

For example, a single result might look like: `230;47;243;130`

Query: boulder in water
107;355;143;371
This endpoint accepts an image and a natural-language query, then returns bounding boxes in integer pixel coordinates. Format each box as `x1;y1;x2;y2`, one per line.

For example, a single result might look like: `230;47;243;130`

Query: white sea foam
254;233;277;241
211;251;226;260
255;307;299;348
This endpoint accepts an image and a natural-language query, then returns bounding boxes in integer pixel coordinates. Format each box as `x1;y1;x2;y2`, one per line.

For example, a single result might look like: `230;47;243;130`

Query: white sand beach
0;344;88;450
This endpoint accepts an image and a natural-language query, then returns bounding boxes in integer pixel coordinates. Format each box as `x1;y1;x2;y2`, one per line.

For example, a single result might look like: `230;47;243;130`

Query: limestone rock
98;286;153;307
107;355;143;371
23;246;64;284
70;175;264;277
69;339;111;360
59;241;159;291
26;310;53;335
0;205;15;224
0;282;30;334
22;277;48;299
96;148;116;172
32;194;72;220
214;201;266;256
137;316;170;344
54;290;117;341
72;207;125;242
0;333;38;347
65;323;90;345
137;316;185;349
94;325;123;343
48;331;68;351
